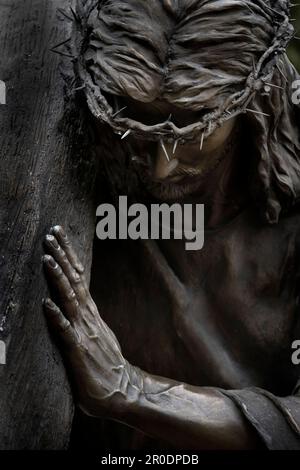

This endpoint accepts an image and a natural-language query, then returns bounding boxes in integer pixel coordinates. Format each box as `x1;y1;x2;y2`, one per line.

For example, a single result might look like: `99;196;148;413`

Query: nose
153;142;178;180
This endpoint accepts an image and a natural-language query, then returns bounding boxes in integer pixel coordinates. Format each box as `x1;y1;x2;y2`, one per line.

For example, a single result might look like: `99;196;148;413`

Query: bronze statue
42;0;300;449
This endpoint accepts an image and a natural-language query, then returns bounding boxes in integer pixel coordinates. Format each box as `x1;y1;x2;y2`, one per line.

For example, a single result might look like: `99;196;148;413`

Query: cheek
204;119;236;153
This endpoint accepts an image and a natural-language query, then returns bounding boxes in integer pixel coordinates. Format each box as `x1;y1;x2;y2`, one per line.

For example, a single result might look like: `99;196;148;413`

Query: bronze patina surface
43;0;300;449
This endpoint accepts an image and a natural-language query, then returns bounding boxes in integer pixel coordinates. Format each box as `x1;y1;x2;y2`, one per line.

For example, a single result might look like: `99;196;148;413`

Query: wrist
107;361;145;422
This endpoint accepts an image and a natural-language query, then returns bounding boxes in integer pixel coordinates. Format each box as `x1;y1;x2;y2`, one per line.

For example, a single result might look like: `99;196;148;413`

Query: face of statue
117;96;237;200
86;0;287;200
86;0;274;199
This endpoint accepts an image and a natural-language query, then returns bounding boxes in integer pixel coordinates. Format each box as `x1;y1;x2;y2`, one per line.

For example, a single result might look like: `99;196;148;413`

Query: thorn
244;108;270;117
276;64;287;82
73;84;85;92
57;8;73;21
49;49;74;58
160;140;170;161
265;82;284;90
69;76;77;88
70;7;80;23
51;37;71;51
173;139;178;155
200;133;204;151
121;129;131;140
112;106;127;118
162;114;172;125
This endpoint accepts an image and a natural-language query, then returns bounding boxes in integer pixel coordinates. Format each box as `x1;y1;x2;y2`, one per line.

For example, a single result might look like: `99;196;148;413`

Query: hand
42;226;140;419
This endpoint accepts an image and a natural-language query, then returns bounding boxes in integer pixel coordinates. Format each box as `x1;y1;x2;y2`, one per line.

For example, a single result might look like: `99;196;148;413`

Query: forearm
42;228;297;449
111;365;261;450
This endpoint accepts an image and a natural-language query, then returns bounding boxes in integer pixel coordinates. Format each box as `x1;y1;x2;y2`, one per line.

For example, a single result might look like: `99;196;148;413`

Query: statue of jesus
42;0;300;449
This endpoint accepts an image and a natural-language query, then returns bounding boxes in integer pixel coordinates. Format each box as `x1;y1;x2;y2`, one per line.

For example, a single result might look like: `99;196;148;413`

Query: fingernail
45;234;59;249
51;225;60;234
43;255;57;268
51;225;67;238
44;298;55;309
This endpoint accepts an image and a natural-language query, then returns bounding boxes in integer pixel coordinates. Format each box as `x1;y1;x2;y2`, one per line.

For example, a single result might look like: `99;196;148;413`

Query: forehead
86;0;273;111
116;96;206;129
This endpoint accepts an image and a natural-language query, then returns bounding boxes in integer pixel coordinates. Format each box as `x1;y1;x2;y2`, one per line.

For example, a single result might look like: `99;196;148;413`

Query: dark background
289;6;300;70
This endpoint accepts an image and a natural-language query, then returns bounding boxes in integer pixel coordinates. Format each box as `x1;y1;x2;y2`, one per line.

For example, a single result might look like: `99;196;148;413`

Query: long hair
244;57;300;223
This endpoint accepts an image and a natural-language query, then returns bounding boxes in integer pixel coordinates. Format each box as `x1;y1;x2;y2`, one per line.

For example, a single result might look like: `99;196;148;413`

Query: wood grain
0;0;97;449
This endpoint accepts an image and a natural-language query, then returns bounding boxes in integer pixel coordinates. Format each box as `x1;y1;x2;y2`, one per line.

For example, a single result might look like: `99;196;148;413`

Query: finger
43;255;79;320
44;234;87;300
50;225;85;274
43;298;78;347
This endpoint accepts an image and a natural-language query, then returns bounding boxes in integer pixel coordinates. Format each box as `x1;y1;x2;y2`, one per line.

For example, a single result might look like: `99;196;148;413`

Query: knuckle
51;305;60;315
72;272;82;284
65;289;76;302
76;267;85;275
60;320;71;332
74;332;88;352
59;249;68;263
56;245;63;254
53;264;63;276
78;342;89;354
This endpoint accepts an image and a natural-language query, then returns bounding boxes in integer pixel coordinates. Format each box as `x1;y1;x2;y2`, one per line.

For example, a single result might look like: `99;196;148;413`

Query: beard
133;144;231;202
131;119;240;201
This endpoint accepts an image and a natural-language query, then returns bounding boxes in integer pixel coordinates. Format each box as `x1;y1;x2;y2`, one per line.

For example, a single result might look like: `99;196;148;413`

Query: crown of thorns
67;0;294;147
